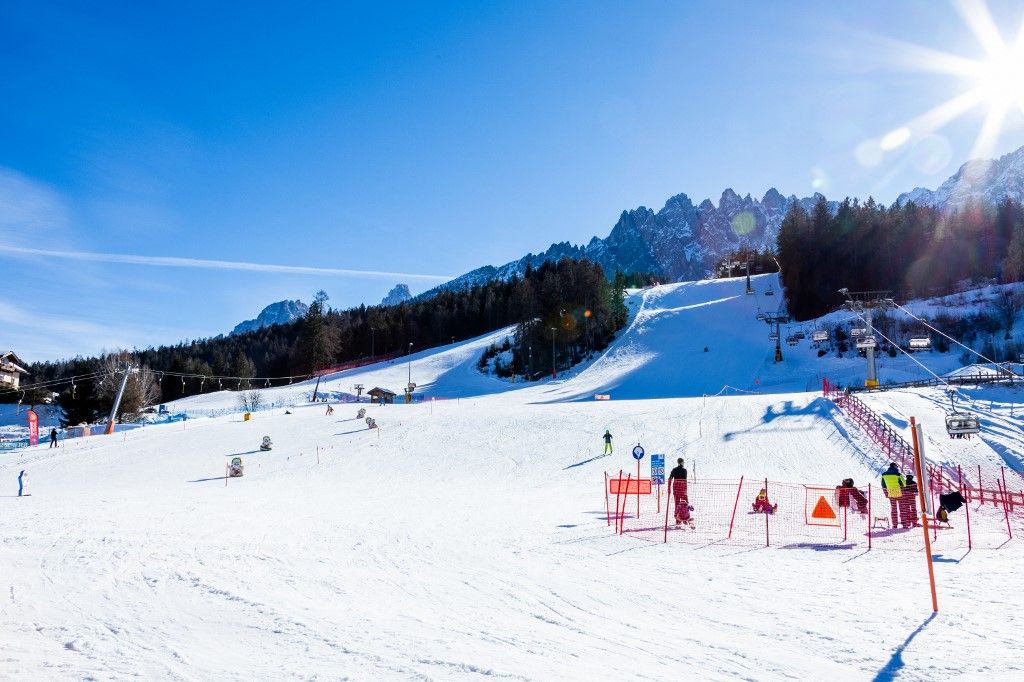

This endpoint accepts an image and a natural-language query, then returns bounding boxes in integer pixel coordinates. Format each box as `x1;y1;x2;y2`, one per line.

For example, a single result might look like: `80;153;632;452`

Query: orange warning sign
811;496;837;520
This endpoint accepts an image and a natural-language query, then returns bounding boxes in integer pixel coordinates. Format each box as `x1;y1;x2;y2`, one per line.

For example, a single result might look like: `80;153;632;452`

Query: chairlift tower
745;260;754;295
838;289;895;388
757;311;790;362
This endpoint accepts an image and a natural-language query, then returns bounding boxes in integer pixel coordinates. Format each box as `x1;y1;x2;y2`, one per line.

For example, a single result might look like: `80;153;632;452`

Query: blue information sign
632;444;645;461
650;454;665;485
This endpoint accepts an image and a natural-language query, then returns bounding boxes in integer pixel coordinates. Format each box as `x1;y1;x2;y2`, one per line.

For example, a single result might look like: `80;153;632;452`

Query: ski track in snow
2;275;1024;679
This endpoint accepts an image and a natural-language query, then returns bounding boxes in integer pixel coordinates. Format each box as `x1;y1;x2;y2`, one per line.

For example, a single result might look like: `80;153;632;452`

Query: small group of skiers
881;462;921;529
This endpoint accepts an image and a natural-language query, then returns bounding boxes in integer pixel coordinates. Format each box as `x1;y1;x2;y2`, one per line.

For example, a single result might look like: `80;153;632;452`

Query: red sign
609;478;652;495
27;409;39;446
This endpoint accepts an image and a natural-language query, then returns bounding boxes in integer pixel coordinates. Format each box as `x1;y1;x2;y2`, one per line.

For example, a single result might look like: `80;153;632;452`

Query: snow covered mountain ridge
431;144;1024;296
424;189;835;297
231;300;309;335
897;144;1024;209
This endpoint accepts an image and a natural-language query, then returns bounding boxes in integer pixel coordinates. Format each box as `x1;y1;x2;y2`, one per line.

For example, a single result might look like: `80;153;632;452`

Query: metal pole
764;478;770;547
106;365;133;435
910;417;939;613
866;307;879;388
551;327;557;378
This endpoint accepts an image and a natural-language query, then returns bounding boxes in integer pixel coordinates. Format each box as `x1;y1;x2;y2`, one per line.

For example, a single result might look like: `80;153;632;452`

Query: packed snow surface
3;276;1024;679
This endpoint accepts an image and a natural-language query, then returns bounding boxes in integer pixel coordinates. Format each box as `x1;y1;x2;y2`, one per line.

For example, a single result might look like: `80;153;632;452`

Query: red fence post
614;469;624;533
663;476;673;544
1002;466;1012;513
978;465;983;505
959;465;972;551
605;472;611;526
764;478;770;548
867;483;873;550
727;476;744;539
997;479;1012;541
620;473;632;536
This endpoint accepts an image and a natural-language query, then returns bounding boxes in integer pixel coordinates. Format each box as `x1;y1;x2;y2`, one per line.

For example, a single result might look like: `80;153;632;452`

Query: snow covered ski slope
3;385;1024;679
4;276;1024;679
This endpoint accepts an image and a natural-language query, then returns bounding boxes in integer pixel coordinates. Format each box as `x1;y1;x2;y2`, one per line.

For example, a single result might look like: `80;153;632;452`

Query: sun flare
867;0;1024;164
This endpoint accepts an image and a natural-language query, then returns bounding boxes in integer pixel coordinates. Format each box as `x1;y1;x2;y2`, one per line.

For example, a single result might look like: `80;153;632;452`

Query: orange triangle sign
812;496;837;519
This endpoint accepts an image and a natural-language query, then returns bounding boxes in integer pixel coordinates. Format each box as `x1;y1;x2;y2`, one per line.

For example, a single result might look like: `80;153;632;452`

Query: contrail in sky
0;245;455;282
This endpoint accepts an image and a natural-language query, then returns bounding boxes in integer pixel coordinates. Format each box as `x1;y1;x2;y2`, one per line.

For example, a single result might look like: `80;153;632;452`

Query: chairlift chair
909;337;932;351
855;336;877;350
945;389;980;438
812;330;829;343
768;331;779;341
764;287;775;296
786;335;798;346
851;327;866;337
794;331;806;340
946;413;980;438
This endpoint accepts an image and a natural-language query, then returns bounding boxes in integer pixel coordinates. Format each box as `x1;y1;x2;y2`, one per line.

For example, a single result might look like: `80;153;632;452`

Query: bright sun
974;45;1024;110
866;0;1024;164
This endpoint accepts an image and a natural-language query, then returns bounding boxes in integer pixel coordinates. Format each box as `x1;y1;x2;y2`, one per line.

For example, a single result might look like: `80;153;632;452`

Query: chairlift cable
891;301;1017;376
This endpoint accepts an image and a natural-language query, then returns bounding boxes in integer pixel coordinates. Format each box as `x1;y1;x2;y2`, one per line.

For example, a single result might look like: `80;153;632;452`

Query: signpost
632;444;645;517
651;454;665;512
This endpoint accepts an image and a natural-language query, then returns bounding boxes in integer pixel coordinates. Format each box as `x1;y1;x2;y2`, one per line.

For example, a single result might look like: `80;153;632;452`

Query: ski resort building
0;350;28;389
367;386;396;404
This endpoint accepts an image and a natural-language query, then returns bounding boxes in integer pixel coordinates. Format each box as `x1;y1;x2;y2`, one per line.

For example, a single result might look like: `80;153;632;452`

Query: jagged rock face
430;188;829;294
898;145;1024;209
429;144;1024;295
381;283;412;306
231;300;308;335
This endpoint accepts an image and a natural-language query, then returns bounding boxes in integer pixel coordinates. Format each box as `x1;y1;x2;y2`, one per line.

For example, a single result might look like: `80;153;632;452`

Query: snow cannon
357;408;366;419
365;417;377;429
260;436;273;451
228;457;244;477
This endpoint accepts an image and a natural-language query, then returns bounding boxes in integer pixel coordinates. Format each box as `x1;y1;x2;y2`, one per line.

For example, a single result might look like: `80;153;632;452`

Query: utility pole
838;289;894;388
106;363;137;435
550;327;557;378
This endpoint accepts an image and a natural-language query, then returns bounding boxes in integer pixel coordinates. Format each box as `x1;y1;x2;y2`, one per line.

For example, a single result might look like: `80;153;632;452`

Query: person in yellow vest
880;462;906;528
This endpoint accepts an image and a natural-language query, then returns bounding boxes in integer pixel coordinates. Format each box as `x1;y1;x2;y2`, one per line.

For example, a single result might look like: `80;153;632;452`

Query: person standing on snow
49;428;58;448
18;470;26;497
880;462;906;528
669;458;691;525
602;430;613;455
899;473;920;528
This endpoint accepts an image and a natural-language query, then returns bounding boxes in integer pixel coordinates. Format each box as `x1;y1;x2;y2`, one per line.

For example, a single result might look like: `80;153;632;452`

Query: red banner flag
27;409;39;446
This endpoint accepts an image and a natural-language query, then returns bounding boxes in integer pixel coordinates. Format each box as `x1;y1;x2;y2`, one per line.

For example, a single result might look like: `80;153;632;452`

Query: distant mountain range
232;300;308;335
426;144;1024;295
897;145;1024;209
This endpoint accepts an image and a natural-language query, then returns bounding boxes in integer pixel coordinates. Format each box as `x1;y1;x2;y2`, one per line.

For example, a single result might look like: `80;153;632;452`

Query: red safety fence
824;378;1024;519
315;351;404;377
606;473;1021;551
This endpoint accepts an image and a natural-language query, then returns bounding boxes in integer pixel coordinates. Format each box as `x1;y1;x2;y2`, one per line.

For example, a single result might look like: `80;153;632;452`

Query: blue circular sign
632;445;645;460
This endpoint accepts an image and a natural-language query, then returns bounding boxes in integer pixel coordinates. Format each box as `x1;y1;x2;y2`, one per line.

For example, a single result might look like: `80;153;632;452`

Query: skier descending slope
669;458;692;526
602;430;613;455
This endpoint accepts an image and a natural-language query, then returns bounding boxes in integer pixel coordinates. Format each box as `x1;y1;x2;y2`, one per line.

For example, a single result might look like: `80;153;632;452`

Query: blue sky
2;1;1024;362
